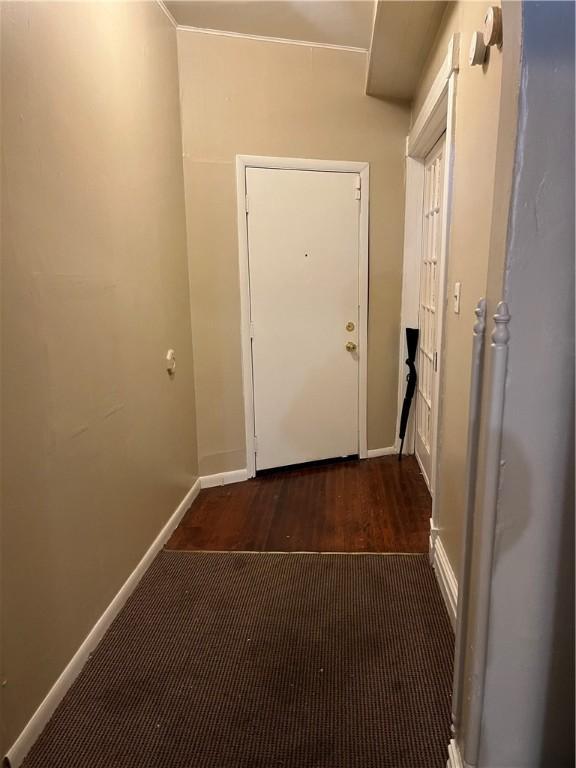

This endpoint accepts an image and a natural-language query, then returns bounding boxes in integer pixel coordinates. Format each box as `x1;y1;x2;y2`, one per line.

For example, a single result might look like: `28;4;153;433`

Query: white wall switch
453;282;462;314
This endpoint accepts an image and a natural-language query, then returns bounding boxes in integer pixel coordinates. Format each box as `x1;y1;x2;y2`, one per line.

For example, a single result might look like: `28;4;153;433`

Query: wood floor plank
165;455;431;553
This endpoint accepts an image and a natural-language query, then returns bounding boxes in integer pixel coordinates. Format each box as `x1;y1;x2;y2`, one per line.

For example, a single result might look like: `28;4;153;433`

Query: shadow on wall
479;406;575;766
494;419;575;765
539;398;575;765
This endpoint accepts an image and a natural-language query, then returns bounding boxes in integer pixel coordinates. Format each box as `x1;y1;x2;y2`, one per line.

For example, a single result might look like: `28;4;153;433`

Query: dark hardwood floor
166;455;431;553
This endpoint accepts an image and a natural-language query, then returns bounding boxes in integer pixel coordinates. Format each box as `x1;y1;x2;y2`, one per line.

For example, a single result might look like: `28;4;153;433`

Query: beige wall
177;31;411;475
0;2;198;751
412;1;504;576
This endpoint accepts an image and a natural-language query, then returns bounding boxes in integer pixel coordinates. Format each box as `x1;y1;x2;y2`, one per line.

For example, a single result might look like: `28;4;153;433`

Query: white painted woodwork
400;35;459;555
236;156;369;478
408;33;460;157
403;34;459;510
200;469;249;488
245;167;361;471
447;739;465;768
431;534;458;629
464;302;511;766
415;134;445;488
451;298;487;734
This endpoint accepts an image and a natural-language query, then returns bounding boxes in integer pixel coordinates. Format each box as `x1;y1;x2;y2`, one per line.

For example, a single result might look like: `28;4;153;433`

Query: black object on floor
398;326;419;460
22;552;454;768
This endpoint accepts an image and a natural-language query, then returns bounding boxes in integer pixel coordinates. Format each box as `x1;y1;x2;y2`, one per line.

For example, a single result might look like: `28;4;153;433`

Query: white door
415;134;446;489
246;167;360;471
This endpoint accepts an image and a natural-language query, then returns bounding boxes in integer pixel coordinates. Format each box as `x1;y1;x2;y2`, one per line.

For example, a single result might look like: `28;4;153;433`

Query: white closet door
246;167;360;471
415;134;446;489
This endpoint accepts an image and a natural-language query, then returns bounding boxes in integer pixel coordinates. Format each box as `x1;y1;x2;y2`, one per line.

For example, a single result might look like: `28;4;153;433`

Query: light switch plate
454;282;461;314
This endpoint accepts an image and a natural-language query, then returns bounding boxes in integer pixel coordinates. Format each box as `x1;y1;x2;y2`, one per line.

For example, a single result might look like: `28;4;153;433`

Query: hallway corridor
2;2;573;765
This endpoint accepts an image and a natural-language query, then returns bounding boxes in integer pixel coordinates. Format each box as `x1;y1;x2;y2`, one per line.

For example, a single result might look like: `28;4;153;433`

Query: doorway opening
399;33;458;523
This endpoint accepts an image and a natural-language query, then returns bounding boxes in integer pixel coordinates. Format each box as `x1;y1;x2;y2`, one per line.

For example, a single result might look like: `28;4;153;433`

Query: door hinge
354;176;361;201
254;435;258;453
249;321;255;339
433;351;438;372
245;194;250;213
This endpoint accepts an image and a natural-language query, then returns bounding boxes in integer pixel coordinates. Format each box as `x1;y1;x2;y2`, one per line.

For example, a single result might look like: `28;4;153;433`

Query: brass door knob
346;341;357;352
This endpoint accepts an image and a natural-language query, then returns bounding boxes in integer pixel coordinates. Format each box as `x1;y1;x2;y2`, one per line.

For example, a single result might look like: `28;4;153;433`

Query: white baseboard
430;532;458;630
4;478;201;768
429;517;438;564
199;455;406;485
447;738;472;768
366;445;398;458
200;468;249;488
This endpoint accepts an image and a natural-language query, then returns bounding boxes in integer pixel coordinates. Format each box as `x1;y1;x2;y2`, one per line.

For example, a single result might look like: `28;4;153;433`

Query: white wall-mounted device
470;6;503;67
453;282;462;315
483;6;503;48
166;349;176;375
469;30;487;66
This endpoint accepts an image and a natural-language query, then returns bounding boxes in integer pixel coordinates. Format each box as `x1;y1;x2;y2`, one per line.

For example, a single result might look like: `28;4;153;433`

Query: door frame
236;155;370;478
397;34;459;534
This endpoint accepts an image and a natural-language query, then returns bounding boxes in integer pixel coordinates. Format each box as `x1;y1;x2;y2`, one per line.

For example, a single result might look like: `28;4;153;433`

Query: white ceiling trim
176;25;368;53
156;0;177;27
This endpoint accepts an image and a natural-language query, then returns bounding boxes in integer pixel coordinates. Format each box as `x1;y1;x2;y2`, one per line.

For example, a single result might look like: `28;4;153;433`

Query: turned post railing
463;301;511;767
451;298;487;735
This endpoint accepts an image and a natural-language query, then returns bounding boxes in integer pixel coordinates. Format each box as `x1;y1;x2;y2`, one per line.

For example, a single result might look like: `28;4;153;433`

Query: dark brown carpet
21;552;453;768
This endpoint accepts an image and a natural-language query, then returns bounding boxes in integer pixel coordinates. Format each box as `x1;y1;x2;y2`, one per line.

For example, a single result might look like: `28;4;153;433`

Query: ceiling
166;0;376;49
366;1;447;100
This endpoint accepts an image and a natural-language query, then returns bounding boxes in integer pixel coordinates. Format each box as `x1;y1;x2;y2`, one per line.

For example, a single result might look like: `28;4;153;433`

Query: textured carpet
22;552;453;768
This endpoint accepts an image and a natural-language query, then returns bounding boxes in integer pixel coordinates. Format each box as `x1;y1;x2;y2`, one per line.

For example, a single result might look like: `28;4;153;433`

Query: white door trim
398;34;459;511
236;155;369;478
